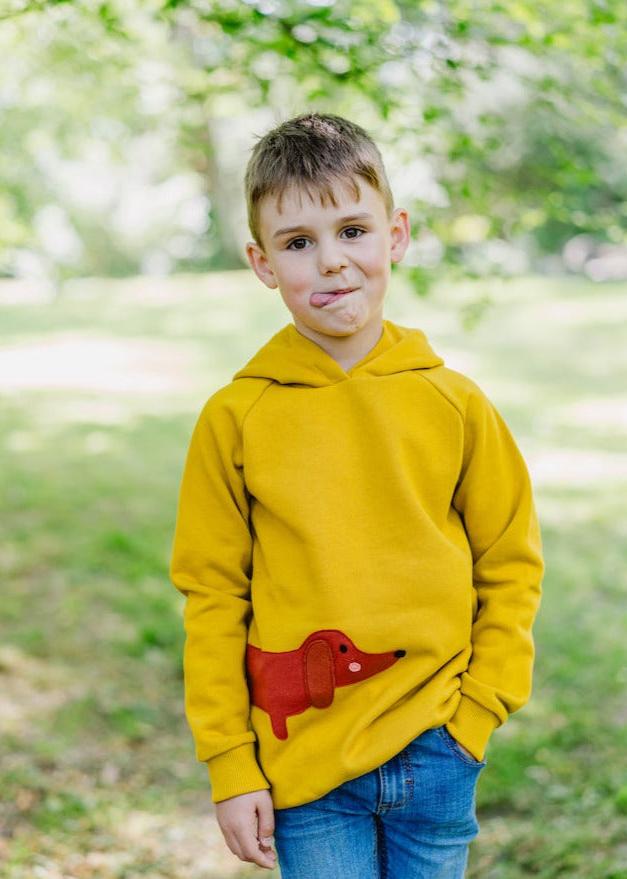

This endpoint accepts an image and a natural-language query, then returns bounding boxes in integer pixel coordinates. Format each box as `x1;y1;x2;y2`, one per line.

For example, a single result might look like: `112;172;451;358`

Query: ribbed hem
207;742;271;804
446;694;500;762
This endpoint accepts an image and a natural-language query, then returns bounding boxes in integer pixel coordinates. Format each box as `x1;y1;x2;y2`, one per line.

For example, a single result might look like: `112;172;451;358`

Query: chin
321;327;360;337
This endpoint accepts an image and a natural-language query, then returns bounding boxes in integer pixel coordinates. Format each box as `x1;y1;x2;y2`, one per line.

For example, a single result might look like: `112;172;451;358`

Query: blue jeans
273;724;487;879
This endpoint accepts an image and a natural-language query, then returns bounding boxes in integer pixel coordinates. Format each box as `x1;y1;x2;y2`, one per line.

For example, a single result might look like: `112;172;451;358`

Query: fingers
257;834;277;869
227;832;276;870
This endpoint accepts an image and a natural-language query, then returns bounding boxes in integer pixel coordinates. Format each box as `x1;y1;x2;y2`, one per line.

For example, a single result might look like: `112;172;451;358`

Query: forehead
259;177;386;228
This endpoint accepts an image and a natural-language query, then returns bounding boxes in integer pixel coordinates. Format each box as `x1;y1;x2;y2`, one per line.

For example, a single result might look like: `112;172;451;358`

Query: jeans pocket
436;725;487;767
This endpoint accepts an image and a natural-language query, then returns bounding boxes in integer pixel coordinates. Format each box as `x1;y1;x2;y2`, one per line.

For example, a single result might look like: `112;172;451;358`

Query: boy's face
245;178;410;345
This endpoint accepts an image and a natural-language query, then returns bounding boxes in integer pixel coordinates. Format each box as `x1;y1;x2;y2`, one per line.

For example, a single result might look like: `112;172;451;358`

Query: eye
286;237;310;251
339;644;348;653
341;226;365;239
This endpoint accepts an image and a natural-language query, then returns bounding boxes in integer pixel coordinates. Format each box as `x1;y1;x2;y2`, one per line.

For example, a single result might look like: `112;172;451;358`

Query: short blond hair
245;112;395;250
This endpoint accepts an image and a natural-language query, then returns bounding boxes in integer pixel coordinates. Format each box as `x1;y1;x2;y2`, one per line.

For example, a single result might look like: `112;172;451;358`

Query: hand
215;789;277;870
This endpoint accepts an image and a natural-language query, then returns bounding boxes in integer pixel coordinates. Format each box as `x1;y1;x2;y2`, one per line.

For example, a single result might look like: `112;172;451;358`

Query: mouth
310;287;358;308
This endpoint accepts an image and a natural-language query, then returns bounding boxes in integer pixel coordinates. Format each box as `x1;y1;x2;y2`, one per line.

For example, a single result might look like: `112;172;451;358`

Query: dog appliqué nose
246;629;407;740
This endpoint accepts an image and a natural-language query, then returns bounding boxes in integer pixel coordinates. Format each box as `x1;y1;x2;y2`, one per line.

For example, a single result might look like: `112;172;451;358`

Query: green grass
1;270;626;878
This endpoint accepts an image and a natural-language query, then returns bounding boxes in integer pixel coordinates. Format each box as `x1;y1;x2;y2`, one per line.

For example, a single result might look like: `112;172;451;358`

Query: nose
317;238;348;273
395;650;406;657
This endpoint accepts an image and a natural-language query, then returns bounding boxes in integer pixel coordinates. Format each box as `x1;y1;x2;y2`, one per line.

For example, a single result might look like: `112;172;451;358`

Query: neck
294;315;385;372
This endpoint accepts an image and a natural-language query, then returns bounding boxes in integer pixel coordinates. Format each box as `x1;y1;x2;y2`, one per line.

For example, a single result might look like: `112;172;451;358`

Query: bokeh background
1;1;626;877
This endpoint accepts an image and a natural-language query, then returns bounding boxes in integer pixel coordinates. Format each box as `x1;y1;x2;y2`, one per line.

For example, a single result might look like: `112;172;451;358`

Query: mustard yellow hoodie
170;318;545;809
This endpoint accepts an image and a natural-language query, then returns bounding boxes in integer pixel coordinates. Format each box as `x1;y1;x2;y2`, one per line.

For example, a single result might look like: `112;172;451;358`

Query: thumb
256;800;275;846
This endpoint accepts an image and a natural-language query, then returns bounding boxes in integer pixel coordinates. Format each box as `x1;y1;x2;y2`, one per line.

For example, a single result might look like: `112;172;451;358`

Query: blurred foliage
0;0;626;291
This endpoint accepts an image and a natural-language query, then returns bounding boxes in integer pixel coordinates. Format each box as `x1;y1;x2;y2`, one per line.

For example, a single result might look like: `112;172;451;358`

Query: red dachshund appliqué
245;629;406;739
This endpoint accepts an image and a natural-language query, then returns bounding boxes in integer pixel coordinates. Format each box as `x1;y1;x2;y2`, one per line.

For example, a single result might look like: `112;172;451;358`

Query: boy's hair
245;112;395;250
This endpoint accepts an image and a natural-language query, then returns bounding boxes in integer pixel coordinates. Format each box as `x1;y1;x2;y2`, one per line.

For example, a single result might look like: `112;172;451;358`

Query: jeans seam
399;746;414;805
378;751;412;813
376;814;387;879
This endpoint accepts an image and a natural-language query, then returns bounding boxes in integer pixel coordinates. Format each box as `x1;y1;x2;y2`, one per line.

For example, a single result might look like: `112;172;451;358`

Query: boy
170;113;545;877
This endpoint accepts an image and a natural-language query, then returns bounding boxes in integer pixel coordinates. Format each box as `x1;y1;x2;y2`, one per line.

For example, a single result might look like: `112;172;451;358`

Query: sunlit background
1;1;627;877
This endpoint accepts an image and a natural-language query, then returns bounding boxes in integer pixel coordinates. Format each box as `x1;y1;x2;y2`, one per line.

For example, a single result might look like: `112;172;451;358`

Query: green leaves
2;0;626;283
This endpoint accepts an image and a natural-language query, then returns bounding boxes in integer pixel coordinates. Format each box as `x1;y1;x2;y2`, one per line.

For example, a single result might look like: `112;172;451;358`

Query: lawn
1;269;626;878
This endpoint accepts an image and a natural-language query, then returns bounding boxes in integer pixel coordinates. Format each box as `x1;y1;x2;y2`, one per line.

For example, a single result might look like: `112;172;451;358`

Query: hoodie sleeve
169;388;271;803
447;380;545;762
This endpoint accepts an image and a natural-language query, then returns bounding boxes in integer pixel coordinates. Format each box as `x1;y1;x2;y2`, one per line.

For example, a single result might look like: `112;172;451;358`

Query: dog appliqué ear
303;638;335;708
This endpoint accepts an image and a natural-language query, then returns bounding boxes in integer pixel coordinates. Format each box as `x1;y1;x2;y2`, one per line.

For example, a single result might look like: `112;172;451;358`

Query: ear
246;241;279;289
303;639;335;708
389;207;411;265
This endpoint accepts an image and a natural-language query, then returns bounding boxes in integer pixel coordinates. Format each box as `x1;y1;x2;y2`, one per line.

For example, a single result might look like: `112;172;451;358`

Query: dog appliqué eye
339;644;348;653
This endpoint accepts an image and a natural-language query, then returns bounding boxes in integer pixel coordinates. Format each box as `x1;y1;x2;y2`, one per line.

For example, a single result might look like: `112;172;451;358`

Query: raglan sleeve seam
413;370;469;481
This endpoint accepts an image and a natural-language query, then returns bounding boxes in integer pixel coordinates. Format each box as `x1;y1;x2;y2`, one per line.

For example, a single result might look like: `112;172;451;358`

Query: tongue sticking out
310;291;349;308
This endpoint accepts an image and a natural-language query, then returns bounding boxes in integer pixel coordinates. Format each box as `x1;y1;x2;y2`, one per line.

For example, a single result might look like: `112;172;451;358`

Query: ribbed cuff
207;742;271;804
446;694;500;763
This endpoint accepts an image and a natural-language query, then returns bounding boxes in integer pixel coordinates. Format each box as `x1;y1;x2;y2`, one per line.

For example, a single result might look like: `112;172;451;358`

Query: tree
1;0;625;290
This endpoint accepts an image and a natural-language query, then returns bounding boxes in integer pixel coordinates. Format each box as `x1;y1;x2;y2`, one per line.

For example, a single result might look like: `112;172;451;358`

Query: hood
232;319;444;387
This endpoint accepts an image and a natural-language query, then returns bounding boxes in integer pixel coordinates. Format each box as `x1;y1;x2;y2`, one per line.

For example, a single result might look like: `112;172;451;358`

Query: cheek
359;240;390;276
276;256;312;292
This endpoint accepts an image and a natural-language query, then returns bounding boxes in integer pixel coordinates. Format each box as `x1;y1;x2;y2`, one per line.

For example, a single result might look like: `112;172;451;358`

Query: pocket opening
437;725;487;767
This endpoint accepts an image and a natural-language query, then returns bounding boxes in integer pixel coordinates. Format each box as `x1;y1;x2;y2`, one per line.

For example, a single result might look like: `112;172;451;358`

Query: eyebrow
272;213;375;240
